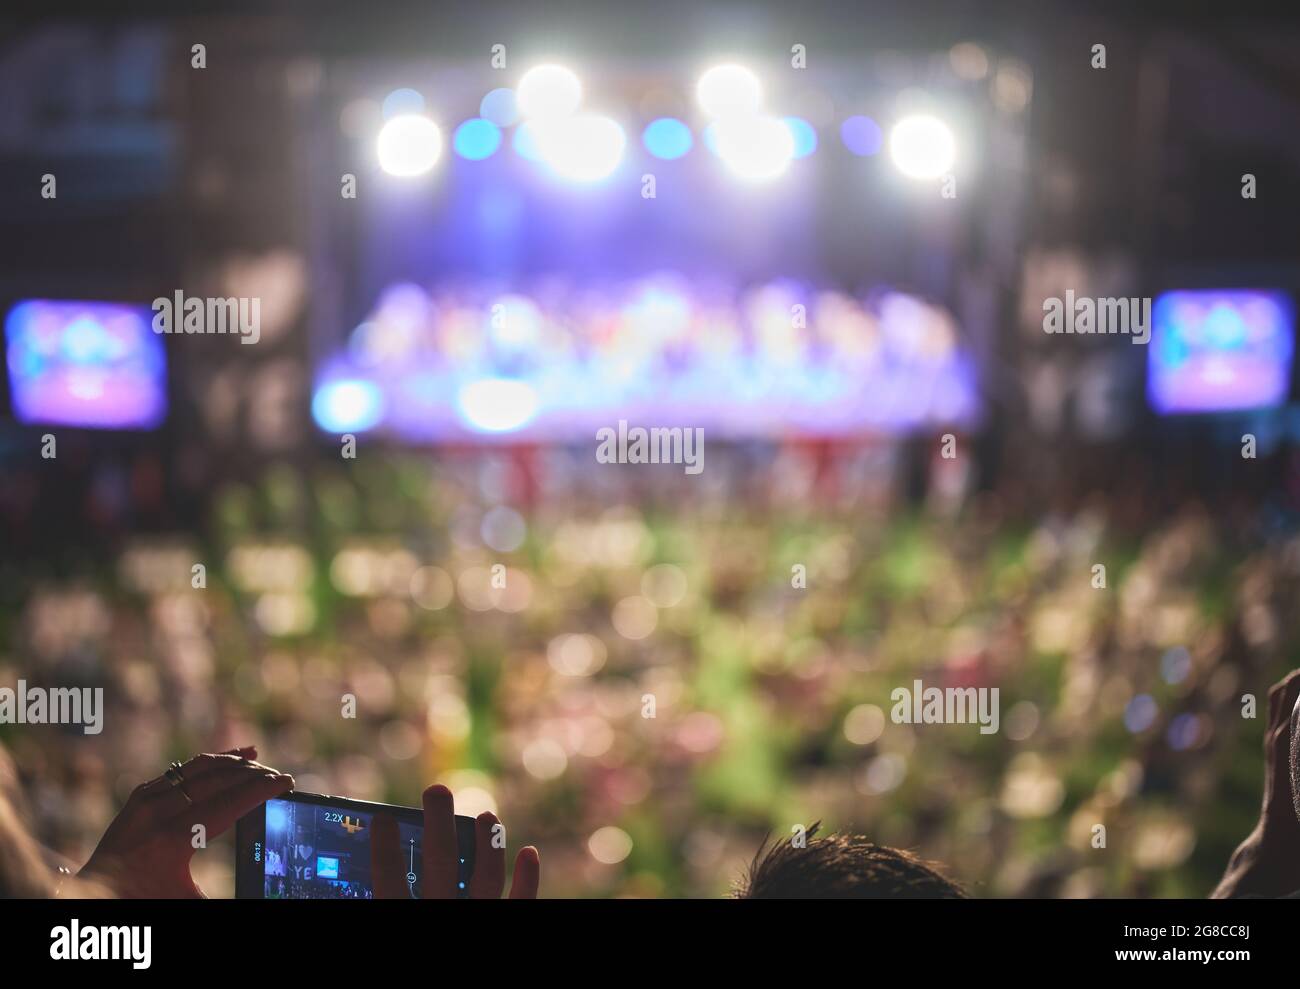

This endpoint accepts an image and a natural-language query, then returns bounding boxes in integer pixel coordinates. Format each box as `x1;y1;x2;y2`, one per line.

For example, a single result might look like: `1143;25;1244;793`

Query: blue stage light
381;88;425;119
783;116;818;158
479;87;519;126
312;379;384;432
512;121;544;162
701;122;720;155
453;118;502;160
642;117;693;160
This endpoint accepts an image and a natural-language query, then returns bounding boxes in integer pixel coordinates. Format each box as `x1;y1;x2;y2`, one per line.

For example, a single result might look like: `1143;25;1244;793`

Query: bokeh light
452;118;502;160
534;114;626;182
516;64;582;120
782;116;818;158
376;113;442;176
712;114;794;181
381;87;425;119
888;114;956;179
840;114;884;156
479;87;519;126
642;117;693;160
696;64;762;118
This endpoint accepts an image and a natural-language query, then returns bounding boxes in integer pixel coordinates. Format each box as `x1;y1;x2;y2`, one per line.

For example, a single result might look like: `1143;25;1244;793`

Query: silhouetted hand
370;784;539;899
81;746;294;898
1212;671;1300;897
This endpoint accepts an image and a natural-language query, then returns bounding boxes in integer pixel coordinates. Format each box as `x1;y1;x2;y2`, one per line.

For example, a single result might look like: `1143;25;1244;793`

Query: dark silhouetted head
734;823;965;899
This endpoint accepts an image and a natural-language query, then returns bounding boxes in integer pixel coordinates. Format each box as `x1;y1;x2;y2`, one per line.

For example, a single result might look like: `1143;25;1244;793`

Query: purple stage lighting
313;277;978;443
841;115;883;156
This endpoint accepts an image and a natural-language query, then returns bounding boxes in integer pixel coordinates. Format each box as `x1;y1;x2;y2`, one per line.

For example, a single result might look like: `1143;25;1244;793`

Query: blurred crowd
1;449;1296;898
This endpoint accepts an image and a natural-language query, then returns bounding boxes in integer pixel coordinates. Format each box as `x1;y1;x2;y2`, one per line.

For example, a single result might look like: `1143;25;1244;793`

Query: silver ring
165;761;193;805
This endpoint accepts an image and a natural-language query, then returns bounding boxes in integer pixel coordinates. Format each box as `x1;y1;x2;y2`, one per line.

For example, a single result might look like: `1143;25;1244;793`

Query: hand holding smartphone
235;791;477;899
235;784;540;899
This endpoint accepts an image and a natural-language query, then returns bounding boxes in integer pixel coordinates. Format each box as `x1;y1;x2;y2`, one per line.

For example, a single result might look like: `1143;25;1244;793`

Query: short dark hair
734;823;965;899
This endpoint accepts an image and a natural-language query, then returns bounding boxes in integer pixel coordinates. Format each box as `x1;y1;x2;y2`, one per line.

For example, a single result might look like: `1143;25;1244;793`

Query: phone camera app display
261;798;430;899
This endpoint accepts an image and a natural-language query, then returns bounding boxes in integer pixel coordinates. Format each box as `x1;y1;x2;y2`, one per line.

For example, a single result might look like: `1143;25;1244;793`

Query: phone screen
237;792;476;899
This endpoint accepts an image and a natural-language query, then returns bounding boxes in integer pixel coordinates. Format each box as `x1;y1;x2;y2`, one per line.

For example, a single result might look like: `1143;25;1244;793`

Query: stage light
312;379;384;432
948;42;990;81
782;116;817;158
701;122;720;155
453;117;502;160
456;378;539;433
381;88;425;119
535;114;626;182
712;114;794;182
888;114;955;179
642;117;693;160
991;60;1033;114
516;64;582;120
479;87;518;126
840;115;883;156
512;121;544;161
377;113;442;176
488;294;542;349
696;64;762;118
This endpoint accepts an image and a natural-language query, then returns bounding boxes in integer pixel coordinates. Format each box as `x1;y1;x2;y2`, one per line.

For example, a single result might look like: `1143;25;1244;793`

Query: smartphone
235;790;476;899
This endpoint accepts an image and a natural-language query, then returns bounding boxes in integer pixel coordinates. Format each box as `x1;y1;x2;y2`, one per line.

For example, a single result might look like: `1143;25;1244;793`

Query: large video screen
1147;289;1294;414
5;299;167;430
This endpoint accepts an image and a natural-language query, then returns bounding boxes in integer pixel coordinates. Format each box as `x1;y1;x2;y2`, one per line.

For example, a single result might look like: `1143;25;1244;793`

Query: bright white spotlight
696;64;762;119
535;114;626;182
312;380;384;432
456;378;539;433
888;114;956;179
376;114;442;176
516;64;582;120
713;114;794;182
